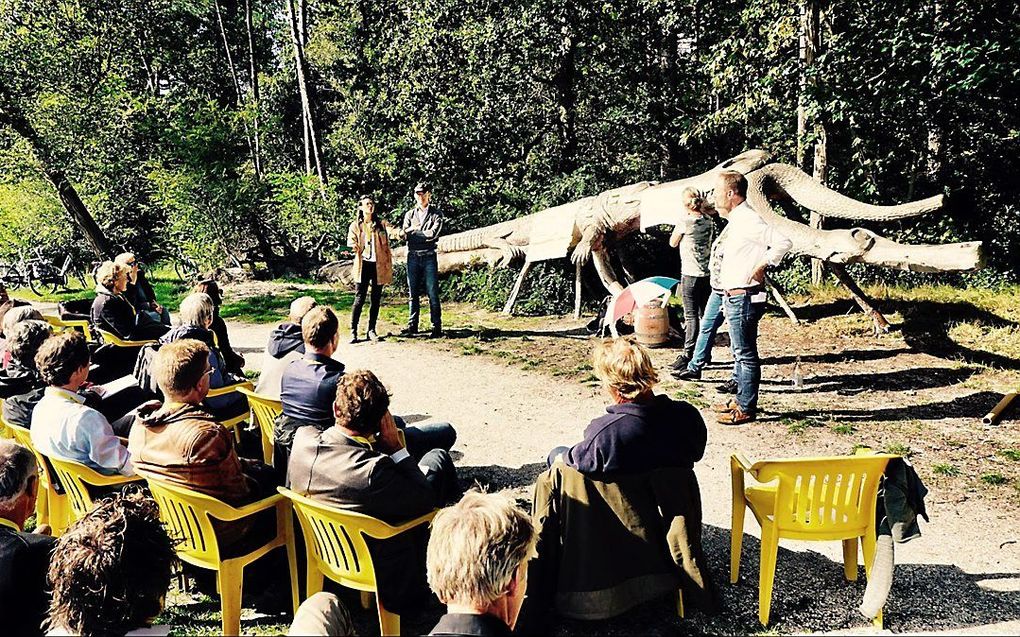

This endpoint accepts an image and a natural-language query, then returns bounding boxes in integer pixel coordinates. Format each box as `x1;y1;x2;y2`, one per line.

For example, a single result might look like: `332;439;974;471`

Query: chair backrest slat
146;479;221;568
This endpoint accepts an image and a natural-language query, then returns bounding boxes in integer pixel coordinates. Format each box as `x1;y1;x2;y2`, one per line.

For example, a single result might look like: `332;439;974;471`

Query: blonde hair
96;261;129;289
179;292;214;328
153;339;210;397
113;253;135;267
288;296;318;323
426;491;536;607
593;337;659;399
681;186;706;213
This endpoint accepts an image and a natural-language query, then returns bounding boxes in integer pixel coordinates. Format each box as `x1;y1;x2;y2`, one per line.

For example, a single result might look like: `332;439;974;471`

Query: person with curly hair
44;487;178;637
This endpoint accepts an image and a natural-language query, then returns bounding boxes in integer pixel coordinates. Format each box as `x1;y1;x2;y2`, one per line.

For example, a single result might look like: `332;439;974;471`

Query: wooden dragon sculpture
321;149;983;333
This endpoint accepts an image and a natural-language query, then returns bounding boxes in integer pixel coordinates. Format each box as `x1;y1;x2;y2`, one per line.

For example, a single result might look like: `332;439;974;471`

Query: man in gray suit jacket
287;369;458;613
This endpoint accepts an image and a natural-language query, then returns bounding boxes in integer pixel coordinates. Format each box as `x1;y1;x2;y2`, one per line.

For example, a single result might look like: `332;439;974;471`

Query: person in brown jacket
347;195;395;343
127;338;276;547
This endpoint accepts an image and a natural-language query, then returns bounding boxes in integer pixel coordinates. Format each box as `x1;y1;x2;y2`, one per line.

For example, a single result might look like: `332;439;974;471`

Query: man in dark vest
401;182;444;338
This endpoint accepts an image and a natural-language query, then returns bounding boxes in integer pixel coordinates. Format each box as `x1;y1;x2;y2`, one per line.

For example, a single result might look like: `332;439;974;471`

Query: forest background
1;0;1018;314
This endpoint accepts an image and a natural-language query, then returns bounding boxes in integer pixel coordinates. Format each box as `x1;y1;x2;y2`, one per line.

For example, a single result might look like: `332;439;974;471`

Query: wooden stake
828;263;891;335
503;261;533;315
765;277;800;325
573;260;582;319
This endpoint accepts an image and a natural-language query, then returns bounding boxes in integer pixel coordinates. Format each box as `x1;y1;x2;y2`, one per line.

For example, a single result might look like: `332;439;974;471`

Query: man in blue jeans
711;170;791;425
401;182;444;338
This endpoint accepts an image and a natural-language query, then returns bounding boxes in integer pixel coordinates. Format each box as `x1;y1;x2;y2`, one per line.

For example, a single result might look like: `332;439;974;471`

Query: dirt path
226;320;1020;635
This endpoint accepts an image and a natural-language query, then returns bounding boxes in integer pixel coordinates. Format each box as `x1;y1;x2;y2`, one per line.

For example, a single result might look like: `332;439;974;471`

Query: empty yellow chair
145;477;298;636
97;328;158;348
206;380;254;442
236;387;281;465
278;487;435;636
47;456;142;523
730;451;895;627
4;422;70;534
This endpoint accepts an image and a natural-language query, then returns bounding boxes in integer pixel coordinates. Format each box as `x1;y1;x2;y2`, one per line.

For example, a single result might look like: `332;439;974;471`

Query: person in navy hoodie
548;337;707;476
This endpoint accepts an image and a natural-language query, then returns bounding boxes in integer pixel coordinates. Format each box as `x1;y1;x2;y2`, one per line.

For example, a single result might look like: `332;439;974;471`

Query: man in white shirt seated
30;332;151;476
254;295;317;399
712;170;792;426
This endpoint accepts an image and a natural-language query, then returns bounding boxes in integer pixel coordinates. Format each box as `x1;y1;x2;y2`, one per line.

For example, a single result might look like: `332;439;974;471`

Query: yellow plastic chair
235;387;281;465
4;422;70;535
47;456;142;523
145;477;299;636
278;487;435;636
0;398;11;439
207;380;254;443
730;451;896;627
42;314;91;336
97;328;158;348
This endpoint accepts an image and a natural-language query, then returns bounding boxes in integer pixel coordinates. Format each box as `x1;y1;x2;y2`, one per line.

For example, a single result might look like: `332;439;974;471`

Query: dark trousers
351;261;383;334
681;275;711;358
406;250;441;333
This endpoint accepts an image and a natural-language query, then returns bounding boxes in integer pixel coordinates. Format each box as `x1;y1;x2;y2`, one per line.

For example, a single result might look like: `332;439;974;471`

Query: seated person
90;261;168;342
277;306;455;474
1;305;43;369
427;491;537;637
0;320;50;399
255;295;317;398
287;369;459;614
44;489;178;637
0;440;56;637
128;338;276;546
548;337;707;476
114;253;170;326
30;332;144;476
160;292;247;420
193;280;245;375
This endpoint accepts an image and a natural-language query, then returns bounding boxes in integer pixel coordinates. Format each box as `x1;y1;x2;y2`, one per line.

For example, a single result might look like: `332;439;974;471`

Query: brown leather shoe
717;408;756;426
711;399;738;413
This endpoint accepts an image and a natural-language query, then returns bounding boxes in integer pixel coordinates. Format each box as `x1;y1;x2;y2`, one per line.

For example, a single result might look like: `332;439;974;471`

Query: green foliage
219;289;354;323
884;442;913;457
1000;450;1020;462
980;472;1008;486
440;262;580;316
932;463;961;477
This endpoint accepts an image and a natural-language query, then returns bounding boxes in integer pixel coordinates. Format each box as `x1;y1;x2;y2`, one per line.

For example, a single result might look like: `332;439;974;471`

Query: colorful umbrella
604;276;681;336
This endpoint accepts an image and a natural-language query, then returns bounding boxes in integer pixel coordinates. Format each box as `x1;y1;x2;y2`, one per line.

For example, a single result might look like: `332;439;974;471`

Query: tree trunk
803;0;827;285
287;0;327;198
0;103;111;257
552;13;578;174
243;0;263;179
213;0;262;182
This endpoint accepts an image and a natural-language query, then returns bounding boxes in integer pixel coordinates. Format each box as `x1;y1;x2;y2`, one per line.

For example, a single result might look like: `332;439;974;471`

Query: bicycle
22;249;89;295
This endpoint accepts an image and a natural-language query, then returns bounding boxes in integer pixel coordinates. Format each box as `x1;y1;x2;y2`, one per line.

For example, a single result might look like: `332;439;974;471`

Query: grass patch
220;290;354;323
883;442;913;457
980;472;1008;486
1000;449;1020;462
832;422;855;435
460;342;483;355
782;417;818;435
932;463;961;477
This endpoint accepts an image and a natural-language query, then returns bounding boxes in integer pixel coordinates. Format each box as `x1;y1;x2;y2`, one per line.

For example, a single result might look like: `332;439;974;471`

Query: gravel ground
219;319;1020;636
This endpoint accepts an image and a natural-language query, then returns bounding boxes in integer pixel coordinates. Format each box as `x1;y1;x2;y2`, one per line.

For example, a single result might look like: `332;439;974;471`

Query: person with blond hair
547;337;706;475
90;261;168;341
114;253;170;327
427;491;537;636
668;187;716;371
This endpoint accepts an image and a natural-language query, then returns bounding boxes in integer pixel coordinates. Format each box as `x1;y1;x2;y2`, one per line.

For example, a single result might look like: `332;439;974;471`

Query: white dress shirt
718;201;793;290
30;387;134;476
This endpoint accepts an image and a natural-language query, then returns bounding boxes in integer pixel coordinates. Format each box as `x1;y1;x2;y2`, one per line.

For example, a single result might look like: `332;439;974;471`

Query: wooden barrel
634;304;669;347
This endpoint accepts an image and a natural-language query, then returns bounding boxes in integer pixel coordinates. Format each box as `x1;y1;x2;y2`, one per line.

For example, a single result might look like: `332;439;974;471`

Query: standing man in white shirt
30;332;149;476
401;182;444;338
713;171;792;425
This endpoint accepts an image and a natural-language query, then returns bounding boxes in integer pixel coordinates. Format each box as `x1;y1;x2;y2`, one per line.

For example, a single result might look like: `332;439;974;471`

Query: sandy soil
223;317;1020;636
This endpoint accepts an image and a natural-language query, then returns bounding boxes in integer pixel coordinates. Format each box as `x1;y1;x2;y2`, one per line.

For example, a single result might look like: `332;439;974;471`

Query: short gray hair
426;491;537;607
289;296;318;323
179;292;215;328
0;440;38;511
2;305;43;335
7;320;52;364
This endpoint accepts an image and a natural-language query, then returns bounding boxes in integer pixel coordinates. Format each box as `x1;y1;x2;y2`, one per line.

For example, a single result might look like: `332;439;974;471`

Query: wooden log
574;259;583;319
983;392;1018;427
828;263;890;336
765;277;800;325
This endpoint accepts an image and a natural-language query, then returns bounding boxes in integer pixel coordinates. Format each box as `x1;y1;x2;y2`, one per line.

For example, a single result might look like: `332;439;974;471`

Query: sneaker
349;332;358;344
671;368;701;381
398;326;417;337
711;399;738;413
427;330;444;339
669;354;691;371
718;379;738;394
717;407;756;426
367;329;379;342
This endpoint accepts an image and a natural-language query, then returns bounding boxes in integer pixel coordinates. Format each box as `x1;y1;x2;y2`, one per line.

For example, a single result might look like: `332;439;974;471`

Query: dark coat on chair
521;462;718;630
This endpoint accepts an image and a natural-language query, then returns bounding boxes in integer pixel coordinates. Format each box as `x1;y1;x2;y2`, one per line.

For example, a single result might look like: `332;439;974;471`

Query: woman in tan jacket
347;195;394;342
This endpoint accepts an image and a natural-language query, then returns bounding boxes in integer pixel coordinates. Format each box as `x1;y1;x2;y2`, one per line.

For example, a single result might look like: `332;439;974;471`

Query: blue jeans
407;250;441;332
724;292;766;414
687;291;726;373
397;418;458;461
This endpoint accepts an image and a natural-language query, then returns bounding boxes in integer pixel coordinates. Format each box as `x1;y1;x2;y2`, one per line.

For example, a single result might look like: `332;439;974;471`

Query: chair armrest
731;452;754;475
854;446;876;456
62;319;90;330
387;509;437;534
206;380;255;398
210;493;285;522
90;473;144;488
